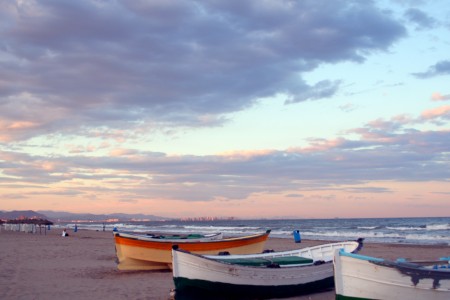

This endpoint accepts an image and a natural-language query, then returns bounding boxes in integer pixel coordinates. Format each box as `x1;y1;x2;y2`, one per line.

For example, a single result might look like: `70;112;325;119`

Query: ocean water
61;217;450;246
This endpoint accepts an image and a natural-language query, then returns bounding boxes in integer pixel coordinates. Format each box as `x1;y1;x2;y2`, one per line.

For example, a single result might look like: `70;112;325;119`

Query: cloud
285;80;341;104
413;60;450;78
285;193;304;198
431;92;450;101
0;0;406;141
349;105;450;143
2;100;450;203
343;187;391;193
421;105;450;120
339;103;357;112
404;8;437;30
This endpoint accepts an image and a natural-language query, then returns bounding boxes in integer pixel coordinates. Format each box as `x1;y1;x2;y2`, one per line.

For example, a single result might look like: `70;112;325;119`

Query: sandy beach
1;228;448;300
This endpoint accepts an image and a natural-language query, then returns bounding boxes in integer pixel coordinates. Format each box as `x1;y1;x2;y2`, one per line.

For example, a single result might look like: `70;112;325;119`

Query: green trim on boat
215;256;313;267
156;234;206;239
186;234;204;238
336;294;371;300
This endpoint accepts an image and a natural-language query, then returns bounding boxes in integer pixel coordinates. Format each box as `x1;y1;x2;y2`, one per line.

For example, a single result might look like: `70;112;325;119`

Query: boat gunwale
206;240;362;260
172;240;361;270
338;249;450;273
115;231;223;242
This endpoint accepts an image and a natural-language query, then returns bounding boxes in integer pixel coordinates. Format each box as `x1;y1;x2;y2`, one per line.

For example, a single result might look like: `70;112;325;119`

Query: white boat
172;240;363;298
334;249;450;300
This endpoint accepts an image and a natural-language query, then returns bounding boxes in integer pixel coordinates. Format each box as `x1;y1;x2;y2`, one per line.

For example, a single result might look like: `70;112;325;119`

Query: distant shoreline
2;209;449;223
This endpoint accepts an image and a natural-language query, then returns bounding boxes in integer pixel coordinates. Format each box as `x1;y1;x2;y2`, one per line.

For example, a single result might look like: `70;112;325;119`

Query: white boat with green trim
334;249;450;300
172;240;363;299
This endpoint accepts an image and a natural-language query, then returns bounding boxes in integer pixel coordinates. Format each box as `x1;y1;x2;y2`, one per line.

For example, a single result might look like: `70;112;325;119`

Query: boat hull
174;273;334;299
172;241;361;298
114;230;270;270
334;250;450;300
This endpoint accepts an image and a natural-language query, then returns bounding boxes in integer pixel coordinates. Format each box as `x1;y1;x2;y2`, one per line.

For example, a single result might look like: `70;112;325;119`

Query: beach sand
1;228;448;300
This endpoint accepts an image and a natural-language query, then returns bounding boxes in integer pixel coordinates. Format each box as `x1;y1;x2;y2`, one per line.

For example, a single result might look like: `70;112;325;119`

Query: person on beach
62;229;69;237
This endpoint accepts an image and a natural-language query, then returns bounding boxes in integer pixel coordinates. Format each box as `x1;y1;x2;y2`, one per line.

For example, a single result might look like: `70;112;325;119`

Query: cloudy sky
1;0;449;219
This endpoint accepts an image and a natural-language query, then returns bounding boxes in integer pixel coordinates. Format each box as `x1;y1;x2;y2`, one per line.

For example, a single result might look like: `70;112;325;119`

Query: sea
60;217;450;246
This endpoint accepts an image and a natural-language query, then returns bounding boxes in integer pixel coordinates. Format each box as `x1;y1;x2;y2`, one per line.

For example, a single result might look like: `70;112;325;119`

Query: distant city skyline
1;1;449;218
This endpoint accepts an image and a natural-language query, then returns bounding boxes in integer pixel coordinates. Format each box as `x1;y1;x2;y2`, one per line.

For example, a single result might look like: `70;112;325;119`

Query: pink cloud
366;118;395;130
351;128;396;143
391;114;414;125
421;105;450;119
431;92;450;101
6;121;39;129
0;121;41;142
109;148;139;157
37;162;58;172
294;138;346;153
218;149;276;159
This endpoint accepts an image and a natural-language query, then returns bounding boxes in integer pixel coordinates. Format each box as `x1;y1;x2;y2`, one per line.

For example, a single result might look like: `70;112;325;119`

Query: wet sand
1;228;448;299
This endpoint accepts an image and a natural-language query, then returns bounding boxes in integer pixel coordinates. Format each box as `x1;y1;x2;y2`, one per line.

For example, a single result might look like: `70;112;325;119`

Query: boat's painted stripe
174;276;334;298
214;255;313;267
339;249;384;262
114;231;269;251
336;294;371;300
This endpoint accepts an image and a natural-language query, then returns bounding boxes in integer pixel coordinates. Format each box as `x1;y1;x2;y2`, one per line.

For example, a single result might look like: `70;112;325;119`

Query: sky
0;0;449;219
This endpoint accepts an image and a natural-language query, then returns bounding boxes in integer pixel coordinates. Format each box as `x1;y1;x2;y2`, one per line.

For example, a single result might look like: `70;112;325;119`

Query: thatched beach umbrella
6;218;54;234
6;218;53;225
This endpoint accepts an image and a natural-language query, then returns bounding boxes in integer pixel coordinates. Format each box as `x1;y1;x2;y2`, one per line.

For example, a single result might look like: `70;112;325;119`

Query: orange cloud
6;121;39;129
39;162;58;171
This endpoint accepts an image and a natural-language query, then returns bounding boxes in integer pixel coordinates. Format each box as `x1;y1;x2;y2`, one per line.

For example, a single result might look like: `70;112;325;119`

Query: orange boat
114;230;271;271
